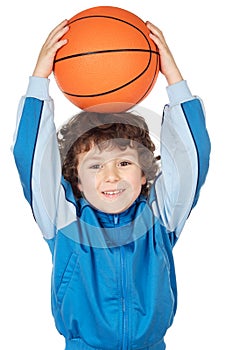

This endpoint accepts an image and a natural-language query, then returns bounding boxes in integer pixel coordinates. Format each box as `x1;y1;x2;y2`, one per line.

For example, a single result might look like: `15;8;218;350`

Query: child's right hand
33;20;69;78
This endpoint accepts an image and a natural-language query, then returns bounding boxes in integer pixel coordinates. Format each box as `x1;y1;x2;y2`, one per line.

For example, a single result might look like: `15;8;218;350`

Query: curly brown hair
57;111;160;200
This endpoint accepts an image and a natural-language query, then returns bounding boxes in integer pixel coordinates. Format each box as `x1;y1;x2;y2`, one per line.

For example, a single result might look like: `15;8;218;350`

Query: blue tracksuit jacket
13;77;210;349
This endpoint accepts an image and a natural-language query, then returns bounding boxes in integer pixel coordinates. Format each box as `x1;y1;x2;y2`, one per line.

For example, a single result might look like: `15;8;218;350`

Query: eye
89;164;103;170
118;160;132;167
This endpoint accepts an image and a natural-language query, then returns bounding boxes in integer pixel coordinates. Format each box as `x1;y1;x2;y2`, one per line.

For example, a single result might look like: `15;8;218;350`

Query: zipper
113;214;129;349
120;246;128;350
114;214;119;225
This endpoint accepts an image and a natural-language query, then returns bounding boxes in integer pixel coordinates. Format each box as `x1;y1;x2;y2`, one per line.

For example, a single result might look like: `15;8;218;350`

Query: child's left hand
146;22;183;85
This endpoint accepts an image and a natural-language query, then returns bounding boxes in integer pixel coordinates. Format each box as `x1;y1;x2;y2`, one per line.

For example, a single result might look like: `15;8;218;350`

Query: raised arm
13;21;76;250
147;22;211;241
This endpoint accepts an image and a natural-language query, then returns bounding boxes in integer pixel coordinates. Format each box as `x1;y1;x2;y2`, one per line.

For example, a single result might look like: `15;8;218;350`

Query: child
13;20;210;349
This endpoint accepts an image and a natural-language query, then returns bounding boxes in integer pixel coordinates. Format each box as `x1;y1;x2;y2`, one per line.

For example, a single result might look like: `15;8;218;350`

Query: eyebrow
81;149;139;165
83;155;103;163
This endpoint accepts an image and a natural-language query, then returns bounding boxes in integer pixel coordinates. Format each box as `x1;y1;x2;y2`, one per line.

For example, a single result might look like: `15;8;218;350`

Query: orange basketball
54;6;160;113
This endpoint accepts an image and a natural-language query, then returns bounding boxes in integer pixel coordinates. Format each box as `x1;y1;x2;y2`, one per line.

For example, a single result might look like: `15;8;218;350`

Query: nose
103;162;120;182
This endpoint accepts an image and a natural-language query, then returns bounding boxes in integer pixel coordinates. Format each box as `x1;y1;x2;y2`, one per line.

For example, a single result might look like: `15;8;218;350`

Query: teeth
103;189;124;195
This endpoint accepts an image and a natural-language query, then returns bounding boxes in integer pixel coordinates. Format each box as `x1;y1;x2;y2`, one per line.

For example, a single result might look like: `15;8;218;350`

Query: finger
43;26;69;56
46;19;69;42
149;33;163;52
146;21;158;31
44;20;69;51
52;38;68;53
146;22;166;44
49;25;69;47
146;21;161;34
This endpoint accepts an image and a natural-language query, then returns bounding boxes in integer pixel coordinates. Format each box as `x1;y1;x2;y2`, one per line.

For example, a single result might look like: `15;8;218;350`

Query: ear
141;174;146;186
77;178;83;192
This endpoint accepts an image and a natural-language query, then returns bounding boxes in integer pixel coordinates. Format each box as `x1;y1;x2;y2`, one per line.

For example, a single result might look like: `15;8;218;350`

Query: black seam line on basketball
54;48;159;63
60;15;158;98
61;53;155;98
135;47;160;105
60;45;155;98
134;56;160;106
68;14;155;54
60;47;157;98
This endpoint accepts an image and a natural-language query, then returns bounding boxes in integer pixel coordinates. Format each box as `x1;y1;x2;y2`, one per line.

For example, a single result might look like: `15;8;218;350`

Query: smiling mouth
101;189;125;199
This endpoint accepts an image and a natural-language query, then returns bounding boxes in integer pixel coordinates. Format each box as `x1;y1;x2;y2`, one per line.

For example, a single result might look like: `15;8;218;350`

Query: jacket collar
78;195;147;228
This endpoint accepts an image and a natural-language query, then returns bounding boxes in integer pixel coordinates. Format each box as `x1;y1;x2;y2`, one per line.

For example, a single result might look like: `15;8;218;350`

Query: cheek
128;172;146;191
134;168;146;185
77;172;99;193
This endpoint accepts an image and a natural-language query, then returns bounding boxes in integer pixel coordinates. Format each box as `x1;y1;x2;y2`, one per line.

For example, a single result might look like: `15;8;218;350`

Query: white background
1;0;232;349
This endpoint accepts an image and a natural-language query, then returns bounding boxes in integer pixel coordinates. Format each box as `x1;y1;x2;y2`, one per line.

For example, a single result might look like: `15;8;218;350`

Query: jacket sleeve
149;80;211;241
12;77;77;243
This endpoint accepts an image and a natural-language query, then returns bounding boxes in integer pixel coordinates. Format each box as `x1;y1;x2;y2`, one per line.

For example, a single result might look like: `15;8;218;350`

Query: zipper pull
113;214;119;225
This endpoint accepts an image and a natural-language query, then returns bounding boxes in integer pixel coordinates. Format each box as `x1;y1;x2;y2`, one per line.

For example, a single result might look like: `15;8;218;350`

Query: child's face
77;143;146;214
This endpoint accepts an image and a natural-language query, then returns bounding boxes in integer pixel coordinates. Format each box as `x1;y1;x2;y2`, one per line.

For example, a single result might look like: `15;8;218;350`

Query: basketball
53;6;160;113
